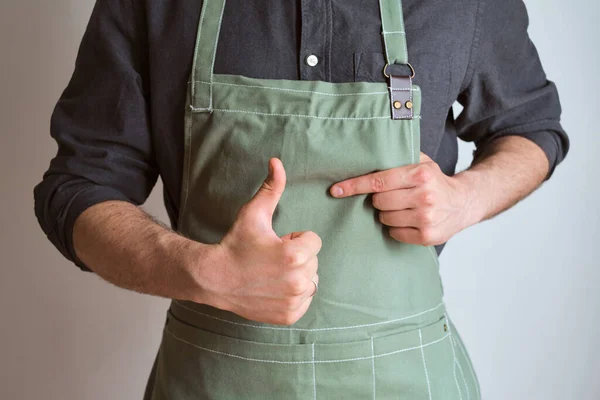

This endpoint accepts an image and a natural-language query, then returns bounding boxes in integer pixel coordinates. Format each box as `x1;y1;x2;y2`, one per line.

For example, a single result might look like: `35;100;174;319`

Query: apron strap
189;0;412;115
379;0;414;120
189;0;227;112
379;0;410;66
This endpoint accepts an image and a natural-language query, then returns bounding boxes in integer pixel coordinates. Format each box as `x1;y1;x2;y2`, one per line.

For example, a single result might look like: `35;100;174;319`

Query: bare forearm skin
455;135;550;228
72;201;222;304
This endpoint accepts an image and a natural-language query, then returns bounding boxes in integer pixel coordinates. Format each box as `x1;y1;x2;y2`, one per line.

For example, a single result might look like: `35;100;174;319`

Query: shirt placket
299;0;330;81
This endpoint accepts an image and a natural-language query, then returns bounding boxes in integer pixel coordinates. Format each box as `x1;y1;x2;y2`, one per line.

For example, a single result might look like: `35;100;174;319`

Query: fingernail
332;186;343;197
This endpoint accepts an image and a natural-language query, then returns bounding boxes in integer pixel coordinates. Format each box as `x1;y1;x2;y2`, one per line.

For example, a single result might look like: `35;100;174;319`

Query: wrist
452;170;488;228
176;236;230;309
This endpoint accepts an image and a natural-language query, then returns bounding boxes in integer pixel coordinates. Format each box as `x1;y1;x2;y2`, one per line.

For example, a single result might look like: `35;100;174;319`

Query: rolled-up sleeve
34;0;157;271
455;0;570;178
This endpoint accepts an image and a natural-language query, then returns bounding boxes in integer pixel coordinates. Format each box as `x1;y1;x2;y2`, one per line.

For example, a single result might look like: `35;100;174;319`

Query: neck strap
189;0;227;112
189;0;411;112
379;0;409;66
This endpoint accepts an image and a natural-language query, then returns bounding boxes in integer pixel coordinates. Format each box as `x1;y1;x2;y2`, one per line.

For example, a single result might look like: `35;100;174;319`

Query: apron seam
178;114;193;231
397;0;408;64
191;80;422;94
190;0;209;107
419;329;433;400
164;325;450;364
378;0;391;63
456;332;482;399
206;0;227;111
446;313;464;400
312;343;317;399
371;336;376;400
452;336;471;400
410;116;415;162
211;108;421;120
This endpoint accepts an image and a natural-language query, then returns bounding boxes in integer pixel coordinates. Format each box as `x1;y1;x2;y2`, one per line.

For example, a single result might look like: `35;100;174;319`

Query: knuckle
417;210;434;226
282;296;299;311
286;277;306;296
282;247;303;266
371;176;386;192
413;167;433;185
420;191;436;206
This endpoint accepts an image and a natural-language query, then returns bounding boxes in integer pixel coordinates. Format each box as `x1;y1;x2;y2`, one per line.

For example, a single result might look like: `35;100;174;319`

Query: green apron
149;0;481;398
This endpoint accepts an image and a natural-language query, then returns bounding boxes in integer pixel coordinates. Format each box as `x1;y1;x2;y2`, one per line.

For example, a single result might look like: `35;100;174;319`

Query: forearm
72;201;222;304
455;135;550;227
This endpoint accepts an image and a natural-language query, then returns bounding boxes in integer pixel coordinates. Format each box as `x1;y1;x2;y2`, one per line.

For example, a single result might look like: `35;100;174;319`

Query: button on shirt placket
299;0;330;81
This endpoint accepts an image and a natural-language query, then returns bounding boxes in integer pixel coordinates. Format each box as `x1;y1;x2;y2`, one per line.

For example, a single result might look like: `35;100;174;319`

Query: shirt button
306;55;319;67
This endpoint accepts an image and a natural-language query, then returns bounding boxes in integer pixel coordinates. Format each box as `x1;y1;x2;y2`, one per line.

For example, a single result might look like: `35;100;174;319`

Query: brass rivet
405;101;413;110
393;101;402;109
443;324;448;332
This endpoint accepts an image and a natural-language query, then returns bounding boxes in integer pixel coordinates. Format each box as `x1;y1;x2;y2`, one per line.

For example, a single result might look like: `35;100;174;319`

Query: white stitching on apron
173;300;444;331
206;0;227;111
456;360;470;400
397;0;408;64
312;343;317;399
164;326;450;364
410;118;414;163
378;0;390;63
210;109;422;120
419;329;433;400
382;31;406;35
455;333;481;399
192;81;421;95
190;0;208;107
371;337;376;400
179;116;193;229
453;337;471;400
191;81;397;96
446;314;464;400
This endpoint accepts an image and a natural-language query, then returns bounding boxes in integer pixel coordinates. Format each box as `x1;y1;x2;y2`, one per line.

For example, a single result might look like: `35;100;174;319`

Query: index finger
330;166;415;198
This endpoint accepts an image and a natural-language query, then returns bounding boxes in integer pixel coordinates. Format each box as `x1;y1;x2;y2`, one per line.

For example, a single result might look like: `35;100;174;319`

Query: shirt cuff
474;128;567;181
516;130;563;180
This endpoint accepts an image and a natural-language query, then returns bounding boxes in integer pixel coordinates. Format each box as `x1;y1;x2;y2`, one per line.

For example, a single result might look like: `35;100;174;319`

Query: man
34;0;569;399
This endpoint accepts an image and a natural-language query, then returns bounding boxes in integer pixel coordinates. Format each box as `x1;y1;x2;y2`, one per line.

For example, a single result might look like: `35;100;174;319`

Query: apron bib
150;1;481;398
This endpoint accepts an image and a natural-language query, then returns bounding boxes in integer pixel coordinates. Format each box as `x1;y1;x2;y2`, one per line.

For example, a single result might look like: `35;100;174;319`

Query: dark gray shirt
34;0;570;271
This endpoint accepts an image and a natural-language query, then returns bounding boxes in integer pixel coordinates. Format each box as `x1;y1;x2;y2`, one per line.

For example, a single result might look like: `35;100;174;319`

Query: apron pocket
154;310;317;400
373;315;470;399
153;310;454;399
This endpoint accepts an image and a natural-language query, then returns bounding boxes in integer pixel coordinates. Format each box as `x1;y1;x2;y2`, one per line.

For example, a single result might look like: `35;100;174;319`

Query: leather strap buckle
383;62;415;79
384;63;415;120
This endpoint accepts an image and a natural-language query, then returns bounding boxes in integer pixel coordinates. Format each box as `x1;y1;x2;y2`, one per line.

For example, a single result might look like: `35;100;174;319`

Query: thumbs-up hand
214;158;322;326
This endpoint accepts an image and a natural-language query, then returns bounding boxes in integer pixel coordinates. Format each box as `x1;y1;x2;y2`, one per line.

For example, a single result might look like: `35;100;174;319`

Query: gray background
1;0;597;399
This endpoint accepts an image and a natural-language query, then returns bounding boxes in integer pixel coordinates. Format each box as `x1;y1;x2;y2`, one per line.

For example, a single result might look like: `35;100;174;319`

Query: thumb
243;158;286;229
